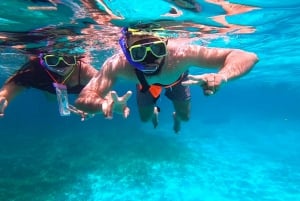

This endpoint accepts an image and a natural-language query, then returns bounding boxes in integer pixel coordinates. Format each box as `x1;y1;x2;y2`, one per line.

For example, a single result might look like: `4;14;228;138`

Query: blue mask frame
119;35;147;72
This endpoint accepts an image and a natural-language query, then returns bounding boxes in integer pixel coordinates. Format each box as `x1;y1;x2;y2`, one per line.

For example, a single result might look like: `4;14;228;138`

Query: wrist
218;73;228;82
0;96;8;104
75;96;105;114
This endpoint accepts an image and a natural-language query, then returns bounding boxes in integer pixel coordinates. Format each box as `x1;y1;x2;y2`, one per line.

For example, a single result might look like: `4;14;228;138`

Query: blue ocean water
0;0;300;200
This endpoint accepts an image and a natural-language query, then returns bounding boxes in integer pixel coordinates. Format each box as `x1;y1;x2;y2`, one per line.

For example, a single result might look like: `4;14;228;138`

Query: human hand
68;104;95;121
0;97;8;117
102;90;132;119
181;73;227;96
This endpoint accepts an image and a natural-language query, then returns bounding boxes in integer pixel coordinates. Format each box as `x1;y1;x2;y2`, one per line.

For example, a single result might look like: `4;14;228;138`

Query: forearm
75;89;106;114
75;72;115;113
75;55;129;114
0;82;25;103
218;50;258;81
0;82;25;116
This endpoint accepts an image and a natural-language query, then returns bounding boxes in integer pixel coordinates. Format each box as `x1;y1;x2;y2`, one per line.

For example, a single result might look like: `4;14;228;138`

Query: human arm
79;62;99;85
183;45;258;80
75;67;115;113
0;81;26;117
75;55;133;117
181;45;258;95
70;62;132;119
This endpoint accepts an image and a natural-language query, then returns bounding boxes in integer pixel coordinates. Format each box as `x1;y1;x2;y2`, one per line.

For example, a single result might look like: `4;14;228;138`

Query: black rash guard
6;58;85;94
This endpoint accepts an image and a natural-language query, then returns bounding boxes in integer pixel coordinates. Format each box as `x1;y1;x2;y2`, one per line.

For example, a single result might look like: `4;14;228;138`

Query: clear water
0;0;300;200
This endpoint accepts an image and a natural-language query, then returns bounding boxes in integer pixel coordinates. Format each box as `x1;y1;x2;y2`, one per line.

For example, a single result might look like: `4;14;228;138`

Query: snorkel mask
119;25;167;74
39;53;77;76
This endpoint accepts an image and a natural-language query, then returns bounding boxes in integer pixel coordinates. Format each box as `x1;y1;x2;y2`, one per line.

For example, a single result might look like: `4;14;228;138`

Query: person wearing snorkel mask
0;53;99;118
76;24;258;133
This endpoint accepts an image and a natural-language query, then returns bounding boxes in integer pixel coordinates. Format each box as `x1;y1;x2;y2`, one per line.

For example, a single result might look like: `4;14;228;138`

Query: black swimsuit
7;58;85;94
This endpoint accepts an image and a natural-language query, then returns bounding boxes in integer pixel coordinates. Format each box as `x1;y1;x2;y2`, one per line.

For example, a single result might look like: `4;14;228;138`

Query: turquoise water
1;0;300;200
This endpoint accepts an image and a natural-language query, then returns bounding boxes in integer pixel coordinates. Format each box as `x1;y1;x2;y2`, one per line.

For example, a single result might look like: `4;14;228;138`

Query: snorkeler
0;53;130;120
75;23;258;133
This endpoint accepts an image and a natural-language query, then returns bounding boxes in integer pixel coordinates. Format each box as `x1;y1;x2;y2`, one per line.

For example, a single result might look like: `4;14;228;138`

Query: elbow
244;52;259;73
243;50;259;65
250;52;259;64
242;51;259;71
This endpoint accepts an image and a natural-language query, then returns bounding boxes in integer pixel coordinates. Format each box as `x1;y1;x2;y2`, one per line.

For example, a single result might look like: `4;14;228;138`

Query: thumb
122;91;132;102
181;79;198;86
0;98;8;116
102;100;113;119
110;91;132;103
182;75;205;86
110;91;118;102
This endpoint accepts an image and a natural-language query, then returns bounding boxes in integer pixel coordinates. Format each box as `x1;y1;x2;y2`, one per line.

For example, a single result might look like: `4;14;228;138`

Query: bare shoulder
167;38;233;54
80;62;98;76
167;38;207;60
102;52;136;79
103;53;126;69
167;38;195;49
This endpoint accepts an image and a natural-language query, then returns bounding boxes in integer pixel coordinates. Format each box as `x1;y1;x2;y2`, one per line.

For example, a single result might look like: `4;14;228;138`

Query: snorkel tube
119;28;148;72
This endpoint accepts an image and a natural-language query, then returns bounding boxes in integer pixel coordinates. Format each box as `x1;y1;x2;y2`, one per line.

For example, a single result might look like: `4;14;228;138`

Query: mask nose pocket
143;52;158;63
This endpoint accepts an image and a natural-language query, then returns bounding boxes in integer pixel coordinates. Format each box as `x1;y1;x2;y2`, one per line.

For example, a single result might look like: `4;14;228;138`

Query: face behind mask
40;54;77;76
122;36;167;74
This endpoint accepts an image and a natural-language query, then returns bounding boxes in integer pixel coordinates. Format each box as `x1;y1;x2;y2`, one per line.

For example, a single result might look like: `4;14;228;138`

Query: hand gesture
182;73;227;96
102;90;132;119
68;104;95;121
0;97;8;117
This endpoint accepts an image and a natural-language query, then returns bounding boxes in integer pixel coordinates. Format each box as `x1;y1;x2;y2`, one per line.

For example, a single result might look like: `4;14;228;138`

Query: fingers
108;90;132;118
202;76;217;96
203;89;215;96
110;90;132;102
68;104;95;121
187;74;204;81
202;74;224;95
122;92;132;118
123;91;133;102
123;106;130;118
110;91;118;102
95;91;133;119
181;75;205;86
181;80;199;86
102;100;113;119
0;98;8;117
183;73;224;96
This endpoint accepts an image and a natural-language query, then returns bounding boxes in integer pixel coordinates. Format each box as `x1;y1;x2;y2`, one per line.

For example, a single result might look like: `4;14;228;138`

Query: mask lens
45;55;59;66
130;46;147;62
44;55;76;67
63;56;76;65
129;40;167;62
150;42;166;57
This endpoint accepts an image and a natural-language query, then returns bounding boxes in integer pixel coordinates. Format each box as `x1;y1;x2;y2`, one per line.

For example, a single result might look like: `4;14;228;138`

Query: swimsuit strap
134;57;165;92
77;60;82;85
135;68;150;93
42;64;76;84
153;72;185;88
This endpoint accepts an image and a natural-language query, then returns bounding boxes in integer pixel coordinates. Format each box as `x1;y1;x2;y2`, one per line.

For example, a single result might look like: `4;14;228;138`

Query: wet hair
125;23;164;39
